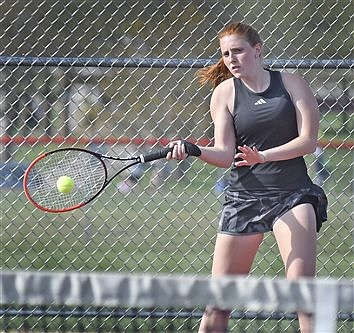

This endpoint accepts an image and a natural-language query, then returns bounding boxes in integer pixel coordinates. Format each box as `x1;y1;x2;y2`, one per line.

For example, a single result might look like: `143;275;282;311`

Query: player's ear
254;42;262;58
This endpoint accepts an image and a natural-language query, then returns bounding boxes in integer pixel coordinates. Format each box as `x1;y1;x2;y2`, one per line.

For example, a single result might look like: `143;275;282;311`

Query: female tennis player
167;22;327;333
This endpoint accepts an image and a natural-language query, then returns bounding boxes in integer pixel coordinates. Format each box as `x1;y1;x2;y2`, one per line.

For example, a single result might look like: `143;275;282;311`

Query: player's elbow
209;144;235;168
218;161;233;168
211;155;234;168
297;130;318;154
221;150;235;167
308;142;318;154
219;155;235;168
303;137;318;154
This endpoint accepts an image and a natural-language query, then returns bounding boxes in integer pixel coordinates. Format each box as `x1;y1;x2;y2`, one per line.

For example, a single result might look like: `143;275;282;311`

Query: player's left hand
234;145;266;166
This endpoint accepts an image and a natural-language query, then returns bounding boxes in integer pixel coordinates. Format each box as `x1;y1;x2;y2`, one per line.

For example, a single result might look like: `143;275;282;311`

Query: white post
313;279;338;333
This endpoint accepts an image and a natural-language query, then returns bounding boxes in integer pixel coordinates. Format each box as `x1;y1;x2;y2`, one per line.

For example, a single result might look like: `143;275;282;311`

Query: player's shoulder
280;71;308;87
213;77;234;95
280;71;310;94
210;77;235;113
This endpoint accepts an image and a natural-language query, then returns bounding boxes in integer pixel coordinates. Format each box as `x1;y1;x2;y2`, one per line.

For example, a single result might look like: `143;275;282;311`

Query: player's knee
285;261;316;280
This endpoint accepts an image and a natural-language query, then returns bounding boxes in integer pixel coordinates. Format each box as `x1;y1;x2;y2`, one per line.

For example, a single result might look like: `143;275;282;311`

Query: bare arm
235;73;319;166
167;79;236;168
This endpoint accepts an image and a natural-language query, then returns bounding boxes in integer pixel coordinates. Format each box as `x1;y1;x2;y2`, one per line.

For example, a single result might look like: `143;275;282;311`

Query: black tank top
229;70;312;191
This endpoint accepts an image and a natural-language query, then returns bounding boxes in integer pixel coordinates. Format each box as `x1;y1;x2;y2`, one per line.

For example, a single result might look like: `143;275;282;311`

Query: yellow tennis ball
56;176;74;193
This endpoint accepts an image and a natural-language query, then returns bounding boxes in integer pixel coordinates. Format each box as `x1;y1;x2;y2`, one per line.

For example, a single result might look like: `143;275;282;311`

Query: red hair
197;22;263;88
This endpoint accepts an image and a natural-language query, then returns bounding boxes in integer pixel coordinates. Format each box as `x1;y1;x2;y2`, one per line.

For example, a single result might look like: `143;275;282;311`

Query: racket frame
23;147;141;213
23;143;198;213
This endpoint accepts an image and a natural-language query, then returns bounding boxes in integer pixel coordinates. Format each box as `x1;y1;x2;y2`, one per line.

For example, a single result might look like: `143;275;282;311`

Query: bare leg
198;233;263;333
273;203;317;333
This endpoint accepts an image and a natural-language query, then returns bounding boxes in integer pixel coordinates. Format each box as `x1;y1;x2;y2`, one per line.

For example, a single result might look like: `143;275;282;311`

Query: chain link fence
1;0;353;332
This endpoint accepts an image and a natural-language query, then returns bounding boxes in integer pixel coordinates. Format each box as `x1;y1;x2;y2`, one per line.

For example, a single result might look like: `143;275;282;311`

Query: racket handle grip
182;141;202;157
141;141;201;163
141;147;173;163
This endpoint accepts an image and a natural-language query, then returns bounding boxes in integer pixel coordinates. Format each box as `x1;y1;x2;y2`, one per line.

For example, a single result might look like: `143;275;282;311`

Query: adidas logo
254;98;267;105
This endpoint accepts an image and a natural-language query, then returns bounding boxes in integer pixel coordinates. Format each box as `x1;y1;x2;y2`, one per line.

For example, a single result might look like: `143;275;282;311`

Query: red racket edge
24;194;86;213
23;151;94;213
23;153;46;204
23;146;172;213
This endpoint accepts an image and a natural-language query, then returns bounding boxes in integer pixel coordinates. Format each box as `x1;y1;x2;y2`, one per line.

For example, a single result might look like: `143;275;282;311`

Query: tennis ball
56;176;74;193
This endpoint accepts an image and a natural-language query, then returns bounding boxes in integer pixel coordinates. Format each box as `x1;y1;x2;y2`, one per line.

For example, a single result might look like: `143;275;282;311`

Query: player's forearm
261;136;317;163
167;141;234;168
198;146;234;168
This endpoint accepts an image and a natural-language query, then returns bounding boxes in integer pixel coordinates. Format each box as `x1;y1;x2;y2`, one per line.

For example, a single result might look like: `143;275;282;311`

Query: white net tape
1;270;353;333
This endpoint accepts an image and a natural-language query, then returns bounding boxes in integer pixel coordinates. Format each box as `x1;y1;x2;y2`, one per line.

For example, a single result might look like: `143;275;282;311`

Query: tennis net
1;270;353;332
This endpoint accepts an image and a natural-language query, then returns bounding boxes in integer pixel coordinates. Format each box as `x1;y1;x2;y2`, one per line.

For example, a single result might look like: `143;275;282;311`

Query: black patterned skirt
218;184;328;235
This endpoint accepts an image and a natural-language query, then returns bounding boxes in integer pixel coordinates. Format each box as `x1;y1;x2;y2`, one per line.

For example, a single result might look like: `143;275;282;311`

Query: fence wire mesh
0;0;353;332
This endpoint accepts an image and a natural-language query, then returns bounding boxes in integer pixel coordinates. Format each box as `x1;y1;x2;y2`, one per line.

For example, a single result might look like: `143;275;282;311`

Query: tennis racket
23;143;201;213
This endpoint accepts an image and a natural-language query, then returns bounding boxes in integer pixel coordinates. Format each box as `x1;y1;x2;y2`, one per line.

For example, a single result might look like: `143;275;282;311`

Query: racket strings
26;150;106;210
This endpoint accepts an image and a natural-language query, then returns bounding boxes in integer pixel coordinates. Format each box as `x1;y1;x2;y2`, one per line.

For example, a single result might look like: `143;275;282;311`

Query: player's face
220;34;261;78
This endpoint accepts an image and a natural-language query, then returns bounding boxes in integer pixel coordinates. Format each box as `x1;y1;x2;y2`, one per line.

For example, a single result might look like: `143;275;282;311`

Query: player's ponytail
197;58;233;89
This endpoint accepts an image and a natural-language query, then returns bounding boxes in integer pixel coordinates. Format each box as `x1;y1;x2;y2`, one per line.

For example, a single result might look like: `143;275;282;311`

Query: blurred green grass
1;146;352;279
0;142;352;333
1;109;352;332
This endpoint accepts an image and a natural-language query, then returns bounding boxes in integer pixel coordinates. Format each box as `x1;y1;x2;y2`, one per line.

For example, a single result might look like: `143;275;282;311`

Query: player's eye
231;48;243;54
